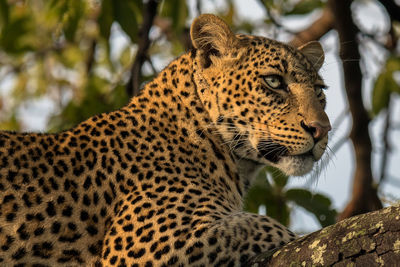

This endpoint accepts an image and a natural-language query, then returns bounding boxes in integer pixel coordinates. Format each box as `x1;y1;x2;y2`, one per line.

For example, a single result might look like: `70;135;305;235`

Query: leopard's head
191;14;330;176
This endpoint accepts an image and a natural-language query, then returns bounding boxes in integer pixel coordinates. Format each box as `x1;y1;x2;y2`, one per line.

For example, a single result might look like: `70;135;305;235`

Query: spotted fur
0;14;330;266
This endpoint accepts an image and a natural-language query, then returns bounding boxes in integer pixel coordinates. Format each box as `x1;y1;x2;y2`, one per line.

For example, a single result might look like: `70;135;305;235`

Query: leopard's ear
298;41;324;70
190;14;240;67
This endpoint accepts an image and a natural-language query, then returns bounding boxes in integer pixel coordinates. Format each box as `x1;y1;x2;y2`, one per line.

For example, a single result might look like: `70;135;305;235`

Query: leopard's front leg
194;211;297;266
100;203;296;267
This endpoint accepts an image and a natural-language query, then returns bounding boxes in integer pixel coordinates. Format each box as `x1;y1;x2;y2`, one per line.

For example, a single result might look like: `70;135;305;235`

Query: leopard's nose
301;121;331;141
309;121;331;139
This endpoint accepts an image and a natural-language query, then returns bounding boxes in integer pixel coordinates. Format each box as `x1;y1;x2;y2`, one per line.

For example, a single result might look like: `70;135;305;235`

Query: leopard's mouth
256;139;321;163
256;140;289;163
256;140;319;176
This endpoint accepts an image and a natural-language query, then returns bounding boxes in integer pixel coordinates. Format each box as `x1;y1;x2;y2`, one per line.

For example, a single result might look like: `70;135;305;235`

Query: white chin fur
271;155;314;176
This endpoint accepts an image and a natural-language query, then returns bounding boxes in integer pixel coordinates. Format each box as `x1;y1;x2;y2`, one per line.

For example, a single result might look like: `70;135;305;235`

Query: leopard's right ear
298;41;325;70
190;14;240;68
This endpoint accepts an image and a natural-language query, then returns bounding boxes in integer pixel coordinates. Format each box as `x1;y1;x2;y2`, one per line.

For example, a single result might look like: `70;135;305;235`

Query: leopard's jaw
271;136;328;176
270;154;314;176
233;148;314;177
230;134;328;177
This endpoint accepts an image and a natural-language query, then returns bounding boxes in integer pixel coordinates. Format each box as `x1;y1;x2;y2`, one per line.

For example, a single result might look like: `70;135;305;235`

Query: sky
1;0;399;233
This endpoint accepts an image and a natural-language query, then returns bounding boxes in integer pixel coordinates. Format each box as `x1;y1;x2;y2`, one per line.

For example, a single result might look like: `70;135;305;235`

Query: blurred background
0;0;399;234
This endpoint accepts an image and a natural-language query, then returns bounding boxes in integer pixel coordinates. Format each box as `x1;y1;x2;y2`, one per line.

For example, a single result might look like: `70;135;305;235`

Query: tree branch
256;1;333;46
290;6;334;47
248;205;400;266
256;0;296;35
328;0;382;220
126;0;159;97
85;39;97;75
196;0;202;16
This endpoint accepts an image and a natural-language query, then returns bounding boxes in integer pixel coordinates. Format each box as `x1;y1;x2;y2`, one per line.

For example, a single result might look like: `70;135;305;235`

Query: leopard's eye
315;84;328;94
262;75;285;90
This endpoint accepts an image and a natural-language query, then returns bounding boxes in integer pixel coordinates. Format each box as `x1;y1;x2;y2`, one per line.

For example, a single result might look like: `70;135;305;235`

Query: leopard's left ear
191;14;241;67
298;41;324;70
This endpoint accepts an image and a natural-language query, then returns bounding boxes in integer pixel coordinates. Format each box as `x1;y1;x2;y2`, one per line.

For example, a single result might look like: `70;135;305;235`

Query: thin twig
256;0;296;35
145;56;158;75
85;39;97;75
196;0;202;16
330;135;349;154
290;6;334;47
331;109;350;135
379;97;392;185
126;0;159;97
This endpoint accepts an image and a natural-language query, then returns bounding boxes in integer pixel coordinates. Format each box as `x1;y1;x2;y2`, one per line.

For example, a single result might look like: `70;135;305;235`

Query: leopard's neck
125;53;249;204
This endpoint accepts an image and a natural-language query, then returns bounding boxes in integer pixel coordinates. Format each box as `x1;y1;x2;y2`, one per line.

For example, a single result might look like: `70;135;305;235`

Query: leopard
0;14;331;266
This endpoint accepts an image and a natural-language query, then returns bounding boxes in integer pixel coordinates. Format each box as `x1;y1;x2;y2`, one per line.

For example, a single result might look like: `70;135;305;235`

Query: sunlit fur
192;31;330;177
0;14;329;266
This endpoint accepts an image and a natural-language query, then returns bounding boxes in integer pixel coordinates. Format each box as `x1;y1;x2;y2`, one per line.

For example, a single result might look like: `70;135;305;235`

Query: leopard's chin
236;138;325;176
254;138;327;176
270;154;314;176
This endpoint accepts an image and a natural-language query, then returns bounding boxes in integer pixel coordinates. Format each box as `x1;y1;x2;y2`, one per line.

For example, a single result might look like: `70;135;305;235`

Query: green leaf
243;170;290;226
286;188;337;227
372;72;392;115
0;114;21;131
110;83;129;108
286;0;324;16
160;0;188;32
372;56;400;115
112;0;139;42
266;166;289;188
12;72;28;100
220;1;235;26
0;12;36;53
48;74;129;132
262;0;275;9
386;56;400;72
34;59;47;96
243;171;272;214
58;45;83;68
265;195;290;226
0;0;9;32
119;45;133;68
235;21;255;34
386;57;400;94
45;0;83;41
98;0;113;40
63;0;85;42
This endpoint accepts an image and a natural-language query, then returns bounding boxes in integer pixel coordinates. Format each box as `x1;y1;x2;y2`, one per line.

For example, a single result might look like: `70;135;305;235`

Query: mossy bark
247;206;400;266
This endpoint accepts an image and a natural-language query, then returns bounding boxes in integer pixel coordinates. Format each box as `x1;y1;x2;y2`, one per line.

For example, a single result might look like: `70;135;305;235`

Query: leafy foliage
159;0;188;33
99;0;142;42
244;167;337;228
372;56;400;115
286;189;336;227
0;0;142;131
262;0;324;16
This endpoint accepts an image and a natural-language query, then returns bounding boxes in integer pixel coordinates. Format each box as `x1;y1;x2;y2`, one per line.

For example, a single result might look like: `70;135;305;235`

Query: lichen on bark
247;205;400;266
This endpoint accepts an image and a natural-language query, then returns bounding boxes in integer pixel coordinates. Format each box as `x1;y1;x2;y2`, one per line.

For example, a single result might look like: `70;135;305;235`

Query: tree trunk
247;205;400;266
328;0;382;220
